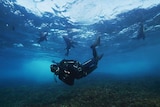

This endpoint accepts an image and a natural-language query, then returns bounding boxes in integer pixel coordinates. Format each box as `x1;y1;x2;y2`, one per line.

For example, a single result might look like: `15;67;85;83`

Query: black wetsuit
55;38;103;85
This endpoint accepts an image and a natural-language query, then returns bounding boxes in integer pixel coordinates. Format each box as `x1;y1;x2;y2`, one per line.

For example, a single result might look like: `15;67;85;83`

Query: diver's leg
90;36;100;49
83;65;97;76
82;58;97;77
91;36;103;60
90;36;100;58
82;58;96;67
92;47;97;58
82;53;103;77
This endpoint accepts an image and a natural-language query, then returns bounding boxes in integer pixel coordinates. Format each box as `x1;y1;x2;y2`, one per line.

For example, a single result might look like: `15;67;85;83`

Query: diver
37;32;48;44
63;36;76;56
50;36;103;86
134;22;145;40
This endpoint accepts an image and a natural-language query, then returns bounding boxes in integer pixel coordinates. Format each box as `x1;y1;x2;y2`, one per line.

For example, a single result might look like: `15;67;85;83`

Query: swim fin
90;36;100;48
97;54;103;61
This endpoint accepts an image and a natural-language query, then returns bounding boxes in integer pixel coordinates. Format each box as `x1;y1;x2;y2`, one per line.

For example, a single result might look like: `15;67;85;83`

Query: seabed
0;75;160;107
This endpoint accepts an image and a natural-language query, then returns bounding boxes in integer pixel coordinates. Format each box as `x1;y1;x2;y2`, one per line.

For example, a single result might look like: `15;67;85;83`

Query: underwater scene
0;0;160;107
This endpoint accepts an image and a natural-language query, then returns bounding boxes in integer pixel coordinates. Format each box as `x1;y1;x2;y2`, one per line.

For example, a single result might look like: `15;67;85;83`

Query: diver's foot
90;36;100;48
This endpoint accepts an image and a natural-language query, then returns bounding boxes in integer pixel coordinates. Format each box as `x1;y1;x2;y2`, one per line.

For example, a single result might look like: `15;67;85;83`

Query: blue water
0;1;160;106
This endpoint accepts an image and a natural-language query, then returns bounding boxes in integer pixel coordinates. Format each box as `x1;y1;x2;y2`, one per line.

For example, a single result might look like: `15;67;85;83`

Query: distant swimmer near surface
50;36;103;86
37;32;48;44
133;23;145;40
63;36;76;56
